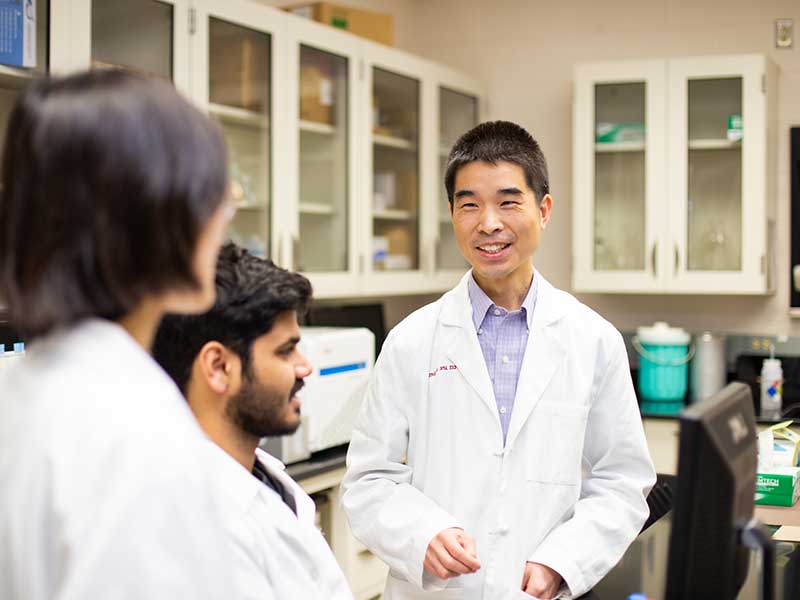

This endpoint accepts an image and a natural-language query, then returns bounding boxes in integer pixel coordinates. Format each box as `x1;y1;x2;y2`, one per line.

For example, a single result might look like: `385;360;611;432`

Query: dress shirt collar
467;269;538;332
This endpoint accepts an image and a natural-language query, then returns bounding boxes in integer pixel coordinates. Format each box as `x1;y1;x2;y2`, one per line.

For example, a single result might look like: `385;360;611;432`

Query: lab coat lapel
506;273;567;449
255;449;315;525
440;273;497;418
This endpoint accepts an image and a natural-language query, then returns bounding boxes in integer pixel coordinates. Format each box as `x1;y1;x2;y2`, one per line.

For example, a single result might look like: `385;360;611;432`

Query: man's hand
423;527;481;579
520;561;562;599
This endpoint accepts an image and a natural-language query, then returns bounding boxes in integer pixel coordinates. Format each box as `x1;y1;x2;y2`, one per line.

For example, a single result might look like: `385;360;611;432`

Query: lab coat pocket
525;401;590;485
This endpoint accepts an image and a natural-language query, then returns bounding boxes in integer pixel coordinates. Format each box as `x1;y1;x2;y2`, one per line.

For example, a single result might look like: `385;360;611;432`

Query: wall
397;0;800;336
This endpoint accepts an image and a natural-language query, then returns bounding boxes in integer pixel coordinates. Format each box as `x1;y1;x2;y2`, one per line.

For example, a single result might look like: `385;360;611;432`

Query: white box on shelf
384;254;411;270
372;172;396;210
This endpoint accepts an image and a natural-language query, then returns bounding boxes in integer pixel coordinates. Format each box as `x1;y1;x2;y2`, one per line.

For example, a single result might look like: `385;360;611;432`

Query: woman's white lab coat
0;319;244;599
342;271;656;599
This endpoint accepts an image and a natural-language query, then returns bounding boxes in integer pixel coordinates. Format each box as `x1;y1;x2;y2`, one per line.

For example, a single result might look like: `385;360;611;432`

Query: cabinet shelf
594;141;645;153
235;203;266;211
300;120;336;135
299;202;335;215
373;134;416;151
688;138;742;150
373;208;414;221
208;102;269;128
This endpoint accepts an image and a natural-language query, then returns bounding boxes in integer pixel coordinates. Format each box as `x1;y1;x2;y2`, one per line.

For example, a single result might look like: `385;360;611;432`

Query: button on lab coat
0;319;242;600
342;271;656;599
204;445;354;600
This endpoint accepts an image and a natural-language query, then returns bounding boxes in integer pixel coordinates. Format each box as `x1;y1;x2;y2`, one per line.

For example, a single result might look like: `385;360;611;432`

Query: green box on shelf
595;122;645;144
727;114;743;142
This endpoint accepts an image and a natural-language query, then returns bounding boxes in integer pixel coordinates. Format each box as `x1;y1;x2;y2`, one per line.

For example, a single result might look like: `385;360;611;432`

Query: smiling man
153;242;353;600
343;121;655;599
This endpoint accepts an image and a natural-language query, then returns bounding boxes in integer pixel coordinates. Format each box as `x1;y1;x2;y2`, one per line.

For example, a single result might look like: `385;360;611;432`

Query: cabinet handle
651;241;658;277
674;244;680;275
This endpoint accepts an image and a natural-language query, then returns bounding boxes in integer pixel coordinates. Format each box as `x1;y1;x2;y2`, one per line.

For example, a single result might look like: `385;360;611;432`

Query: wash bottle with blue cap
761;344;783;420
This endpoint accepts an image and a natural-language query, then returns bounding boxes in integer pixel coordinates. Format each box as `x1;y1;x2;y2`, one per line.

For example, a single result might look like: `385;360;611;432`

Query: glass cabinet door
685;77;742;272
0;0;49;163
666;54;771;294
572;61;664;293
371;67;420;272
207;18;271;258
295;45;348;273
593;82;647;272
91;0;173;79
437;87;477;271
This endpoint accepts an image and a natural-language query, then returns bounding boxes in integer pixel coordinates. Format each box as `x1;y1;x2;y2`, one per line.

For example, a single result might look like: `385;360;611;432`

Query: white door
191;0;286;262
572;60;666;293
285;15;362;299
666;54;770;294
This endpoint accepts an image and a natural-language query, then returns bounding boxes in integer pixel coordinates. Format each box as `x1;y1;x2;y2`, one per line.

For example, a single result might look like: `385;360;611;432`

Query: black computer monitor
665;381;774;600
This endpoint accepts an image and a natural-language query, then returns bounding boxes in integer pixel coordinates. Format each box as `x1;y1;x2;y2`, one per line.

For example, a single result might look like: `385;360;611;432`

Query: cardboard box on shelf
300;63;333;124
286;2;394;46
210;33;269;112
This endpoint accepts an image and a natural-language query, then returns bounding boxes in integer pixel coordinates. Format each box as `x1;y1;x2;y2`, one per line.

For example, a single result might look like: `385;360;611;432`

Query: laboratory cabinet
61;0;484;300
572;54;777;295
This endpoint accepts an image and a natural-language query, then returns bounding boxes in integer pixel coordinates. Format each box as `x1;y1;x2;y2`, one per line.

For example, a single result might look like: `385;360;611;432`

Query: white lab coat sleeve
527;331;656;596
342;334;462;590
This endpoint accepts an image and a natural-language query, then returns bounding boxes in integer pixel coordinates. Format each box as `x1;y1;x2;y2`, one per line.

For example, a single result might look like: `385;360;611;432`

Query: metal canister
690;331;727;403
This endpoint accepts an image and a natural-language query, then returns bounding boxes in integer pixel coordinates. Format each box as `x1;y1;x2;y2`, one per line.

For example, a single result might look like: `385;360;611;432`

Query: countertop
285;444;348;482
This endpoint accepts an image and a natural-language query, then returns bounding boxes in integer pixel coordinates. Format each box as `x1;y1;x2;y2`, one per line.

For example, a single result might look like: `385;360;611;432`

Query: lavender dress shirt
467;272;538;445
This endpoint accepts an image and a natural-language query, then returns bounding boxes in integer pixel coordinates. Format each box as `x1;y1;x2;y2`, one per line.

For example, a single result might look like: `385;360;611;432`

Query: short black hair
0;69;228;339
444;120;549;205
153;243;313;395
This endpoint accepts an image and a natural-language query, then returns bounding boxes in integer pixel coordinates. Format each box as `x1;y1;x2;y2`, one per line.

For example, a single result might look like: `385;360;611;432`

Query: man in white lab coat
342;121;656;599
153;242;353;600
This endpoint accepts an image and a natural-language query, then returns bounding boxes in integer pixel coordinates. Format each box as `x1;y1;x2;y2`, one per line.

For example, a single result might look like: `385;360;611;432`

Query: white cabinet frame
51;0;486;300
284;17;362;298
358;40;433;297
190;0;287;265
572;60;666;293
572;54;777;295
667;54;777;294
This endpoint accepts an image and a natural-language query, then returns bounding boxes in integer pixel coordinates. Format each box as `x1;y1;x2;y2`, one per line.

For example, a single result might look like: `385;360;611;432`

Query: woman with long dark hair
0;70;242;599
